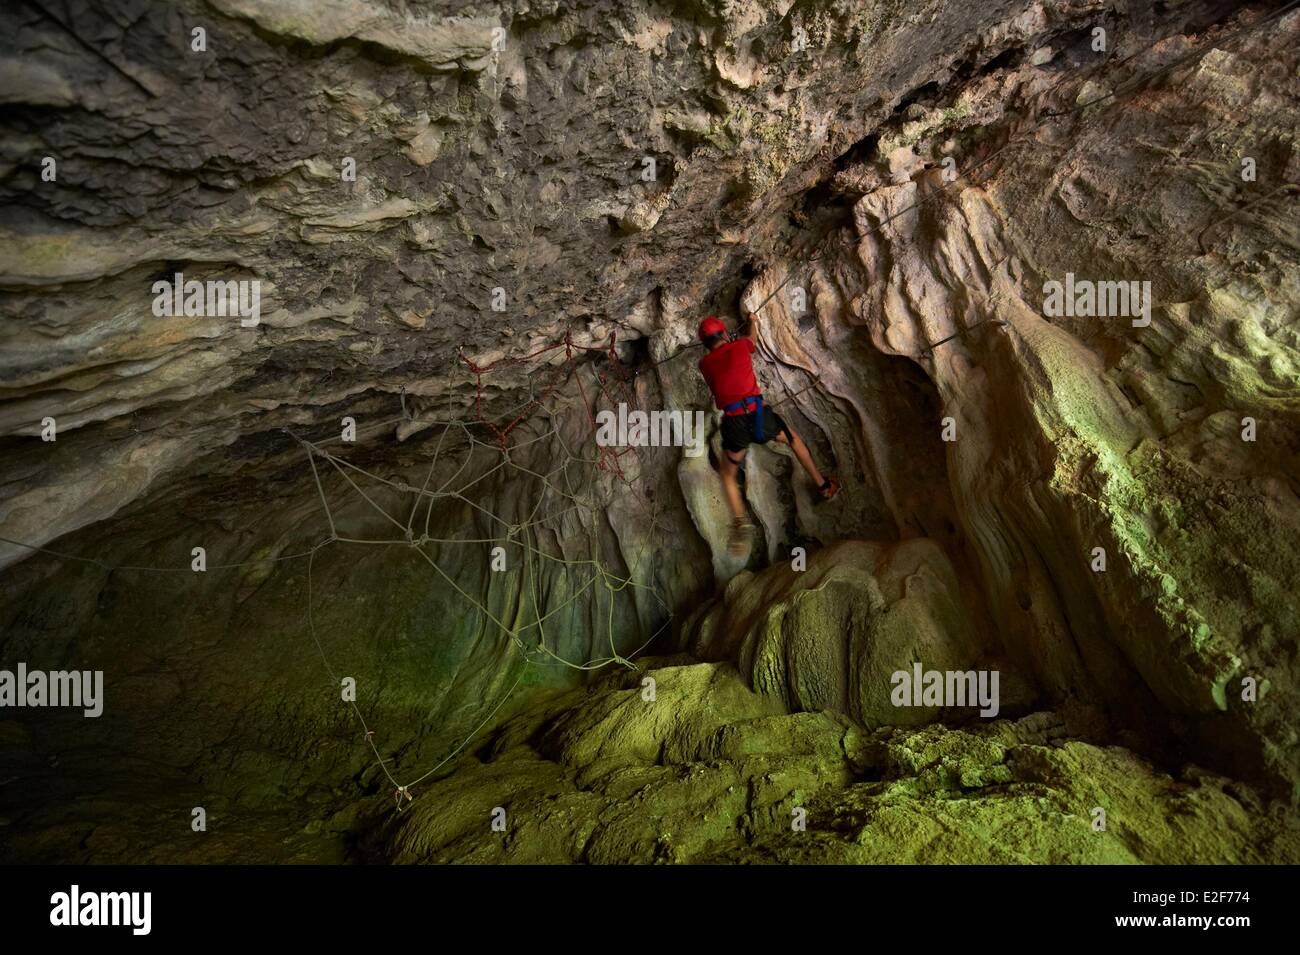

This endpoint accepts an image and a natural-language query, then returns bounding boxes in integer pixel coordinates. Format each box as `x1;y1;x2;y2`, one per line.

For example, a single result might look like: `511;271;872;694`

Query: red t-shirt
699;338;759;410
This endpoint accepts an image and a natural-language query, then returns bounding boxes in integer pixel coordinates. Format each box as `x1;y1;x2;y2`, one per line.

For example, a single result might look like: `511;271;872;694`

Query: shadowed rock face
0;0;1297;863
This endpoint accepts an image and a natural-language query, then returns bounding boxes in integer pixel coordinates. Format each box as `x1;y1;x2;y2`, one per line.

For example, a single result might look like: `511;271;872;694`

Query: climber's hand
746;311;760;342
747;311;760;325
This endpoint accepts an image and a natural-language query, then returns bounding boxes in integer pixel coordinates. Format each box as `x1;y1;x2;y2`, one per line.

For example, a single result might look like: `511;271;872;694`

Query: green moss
702;105;752;152
382;661;1300;863
879;99;973;155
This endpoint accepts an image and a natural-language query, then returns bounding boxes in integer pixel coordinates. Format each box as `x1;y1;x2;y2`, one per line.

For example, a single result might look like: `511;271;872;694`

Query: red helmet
698;315;726;340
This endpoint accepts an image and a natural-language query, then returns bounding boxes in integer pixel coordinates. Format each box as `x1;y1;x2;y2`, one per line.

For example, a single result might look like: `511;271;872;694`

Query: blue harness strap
724;394;765;441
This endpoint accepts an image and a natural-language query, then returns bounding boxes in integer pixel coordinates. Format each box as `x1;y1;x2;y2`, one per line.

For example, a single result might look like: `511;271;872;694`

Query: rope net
2;0;1295;812
0;331;679;813
291;333;676;810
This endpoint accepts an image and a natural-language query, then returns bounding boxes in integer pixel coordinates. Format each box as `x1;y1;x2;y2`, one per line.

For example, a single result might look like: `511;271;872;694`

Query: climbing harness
4;0;1296;816
723;394;766;441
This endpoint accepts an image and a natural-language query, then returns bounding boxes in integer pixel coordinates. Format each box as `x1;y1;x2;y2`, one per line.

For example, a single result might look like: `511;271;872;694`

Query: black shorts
720;406;790;454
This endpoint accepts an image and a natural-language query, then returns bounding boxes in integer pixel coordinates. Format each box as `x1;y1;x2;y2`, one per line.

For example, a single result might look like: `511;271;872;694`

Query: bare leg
718;449;748;522
772;429;825;487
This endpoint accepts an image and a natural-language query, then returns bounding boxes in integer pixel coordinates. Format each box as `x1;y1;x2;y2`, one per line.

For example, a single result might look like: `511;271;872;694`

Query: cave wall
1;0;1297;861
1;0;1132;567
674;2;1300;790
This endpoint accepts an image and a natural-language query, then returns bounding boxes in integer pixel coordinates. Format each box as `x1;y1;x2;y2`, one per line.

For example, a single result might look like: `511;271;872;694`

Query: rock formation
0;0;1296;863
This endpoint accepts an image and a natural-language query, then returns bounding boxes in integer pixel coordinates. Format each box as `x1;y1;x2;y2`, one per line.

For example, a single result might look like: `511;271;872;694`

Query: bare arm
746;311;760;343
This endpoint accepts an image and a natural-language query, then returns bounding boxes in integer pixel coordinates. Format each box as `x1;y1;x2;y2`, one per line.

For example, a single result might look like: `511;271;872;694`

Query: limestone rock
1;0;1298;863
681;539;992;726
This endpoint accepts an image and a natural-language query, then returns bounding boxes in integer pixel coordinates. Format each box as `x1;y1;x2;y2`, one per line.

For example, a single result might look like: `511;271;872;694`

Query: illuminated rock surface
0;1;1296;862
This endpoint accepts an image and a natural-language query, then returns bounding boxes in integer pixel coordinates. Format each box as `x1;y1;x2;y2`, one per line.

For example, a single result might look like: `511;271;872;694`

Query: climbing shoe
728;519;755;557
817;476;840;502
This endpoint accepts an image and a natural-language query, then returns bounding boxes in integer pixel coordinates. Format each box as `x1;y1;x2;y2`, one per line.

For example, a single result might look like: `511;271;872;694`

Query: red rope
457;329;652;476
459;339;574;449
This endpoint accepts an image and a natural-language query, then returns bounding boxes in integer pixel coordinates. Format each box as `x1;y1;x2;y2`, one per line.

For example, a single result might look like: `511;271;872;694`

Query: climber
697;312;839;556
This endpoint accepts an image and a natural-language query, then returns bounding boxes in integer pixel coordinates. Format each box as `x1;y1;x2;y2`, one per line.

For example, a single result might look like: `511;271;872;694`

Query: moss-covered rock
377;660;1300;863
